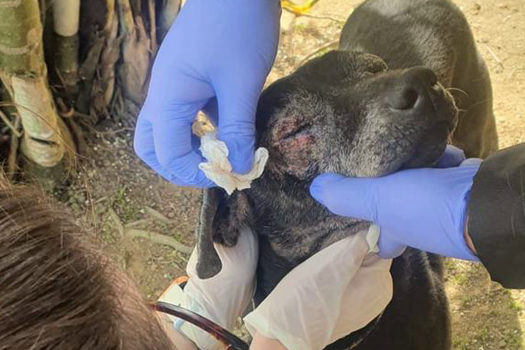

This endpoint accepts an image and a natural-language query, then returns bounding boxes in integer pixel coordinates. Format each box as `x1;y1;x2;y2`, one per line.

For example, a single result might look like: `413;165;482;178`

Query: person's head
0;179;174;349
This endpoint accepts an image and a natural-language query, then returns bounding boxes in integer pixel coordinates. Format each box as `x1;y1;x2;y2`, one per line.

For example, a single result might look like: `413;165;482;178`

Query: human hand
310;145;482;260
244;231;392;350
134;0;281;187
159;229;258;350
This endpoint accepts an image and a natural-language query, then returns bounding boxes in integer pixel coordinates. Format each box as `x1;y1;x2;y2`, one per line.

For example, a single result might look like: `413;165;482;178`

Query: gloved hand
310;145;482;260
159;228;258;350
244;230;393;350
134;0;281;187
161;228;392;350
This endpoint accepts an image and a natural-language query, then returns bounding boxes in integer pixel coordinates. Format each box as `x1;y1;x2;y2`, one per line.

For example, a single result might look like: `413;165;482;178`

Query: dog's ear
195;188;254;279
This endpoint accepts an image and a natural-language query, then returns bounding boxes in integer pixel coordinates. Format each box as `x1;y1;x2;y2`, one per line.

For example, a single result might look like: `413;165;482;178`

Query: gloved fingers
138;68;217;187
330;255;393;342
435;144;466;168
244;234;370;349
185;245;200;280
280;233;369;284
213;228;258;278
377;234;407;259
459;157;482;167
152;106;215;187
186;228;257;286
215;73;262;174
310;173;380;223
184;229;257;331
134;117;186;185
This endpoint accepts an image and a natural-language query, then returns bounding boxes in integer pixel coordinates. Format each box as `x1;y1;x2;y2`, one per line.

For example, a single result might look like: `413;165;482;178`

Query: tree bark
0;0;184;180
158;0;180;40
52;0;80;99
0;0;65;168
117;0;151;105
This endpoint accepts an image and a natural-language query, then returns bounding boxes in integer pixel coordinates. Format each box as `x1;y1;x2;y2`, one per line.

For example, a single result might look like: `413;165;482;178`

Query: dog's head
196;50;458;279
257;50;457;180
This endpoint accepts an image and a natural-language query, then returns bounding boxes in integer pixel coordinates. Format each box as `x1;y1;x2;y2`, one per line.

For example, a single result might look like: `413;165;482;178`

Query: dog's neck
250;172;368;262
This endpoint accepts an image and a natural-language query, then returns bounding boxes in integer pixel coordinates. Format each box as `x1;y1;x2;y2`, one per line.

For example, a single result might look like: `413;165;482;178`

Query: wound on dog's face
256;50;458;180
264;92;330;179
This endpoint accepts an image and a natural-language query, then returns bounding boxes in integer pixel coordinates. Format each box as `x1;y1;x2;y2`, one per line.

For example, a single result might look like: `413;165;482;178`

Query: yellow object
192;112;216;137
174;276;189;285
281;0;320;15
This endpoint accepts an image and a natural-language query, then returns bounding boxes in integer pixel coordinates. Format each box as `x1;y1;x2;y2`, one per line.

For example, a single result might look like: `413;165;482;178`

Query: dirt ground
63;0;525;348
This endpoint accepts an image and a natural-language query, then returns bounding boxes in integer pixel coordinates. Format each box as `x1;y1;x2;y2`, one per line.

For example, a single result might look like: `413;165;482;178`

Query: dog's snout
386;67;438;111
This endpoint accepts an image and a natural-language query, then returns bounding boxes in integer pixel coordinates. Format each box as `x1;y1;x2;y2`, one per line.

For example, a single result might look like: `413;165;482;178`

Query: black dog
196;0;497;349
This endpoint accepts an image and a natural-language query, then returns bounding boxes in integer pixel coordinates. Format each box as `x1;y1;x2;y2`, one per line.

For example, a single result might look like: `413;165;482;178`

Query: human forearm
467;143;525;288
464;217;477;255
250;332;287;350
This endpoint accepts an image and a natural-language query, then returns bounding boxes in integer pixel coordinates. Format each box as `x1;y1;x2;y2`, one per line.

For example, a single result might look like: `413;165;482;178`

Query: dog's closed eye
281;122;312;140
273;114;312;140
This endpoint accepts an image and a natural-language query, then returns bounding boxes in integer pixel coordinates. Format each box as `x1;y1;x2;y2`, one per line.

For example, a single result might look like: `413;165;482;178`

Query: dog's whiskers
446;87;469;97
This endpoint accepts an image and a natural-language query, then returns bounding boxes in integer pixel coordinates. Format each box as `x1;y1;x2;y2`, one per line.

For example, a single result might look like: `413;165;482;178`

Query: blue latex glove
310;145;482;260
134;0;281;187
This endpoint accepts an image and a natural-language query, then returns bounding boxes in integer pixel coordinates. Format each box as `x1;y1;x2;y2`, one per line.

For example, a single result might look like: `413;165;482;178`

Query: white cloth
243;225;393;350
198;132;269;195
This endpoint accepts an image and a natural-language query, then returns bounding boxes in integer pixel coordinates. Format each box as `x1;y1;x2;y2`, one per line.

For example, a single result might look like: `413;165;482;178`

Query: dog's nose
386;67;438;111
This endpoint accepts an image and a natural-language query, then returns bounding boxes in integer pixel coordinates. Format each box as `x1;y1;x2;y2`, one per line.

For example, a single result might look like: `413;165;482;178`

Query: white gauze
198;132;269;195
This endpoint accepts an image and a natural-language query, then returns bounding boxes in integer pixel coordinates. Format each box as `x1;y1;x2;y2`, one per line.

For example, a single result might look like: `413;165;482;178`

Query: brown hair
0;180;175;350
